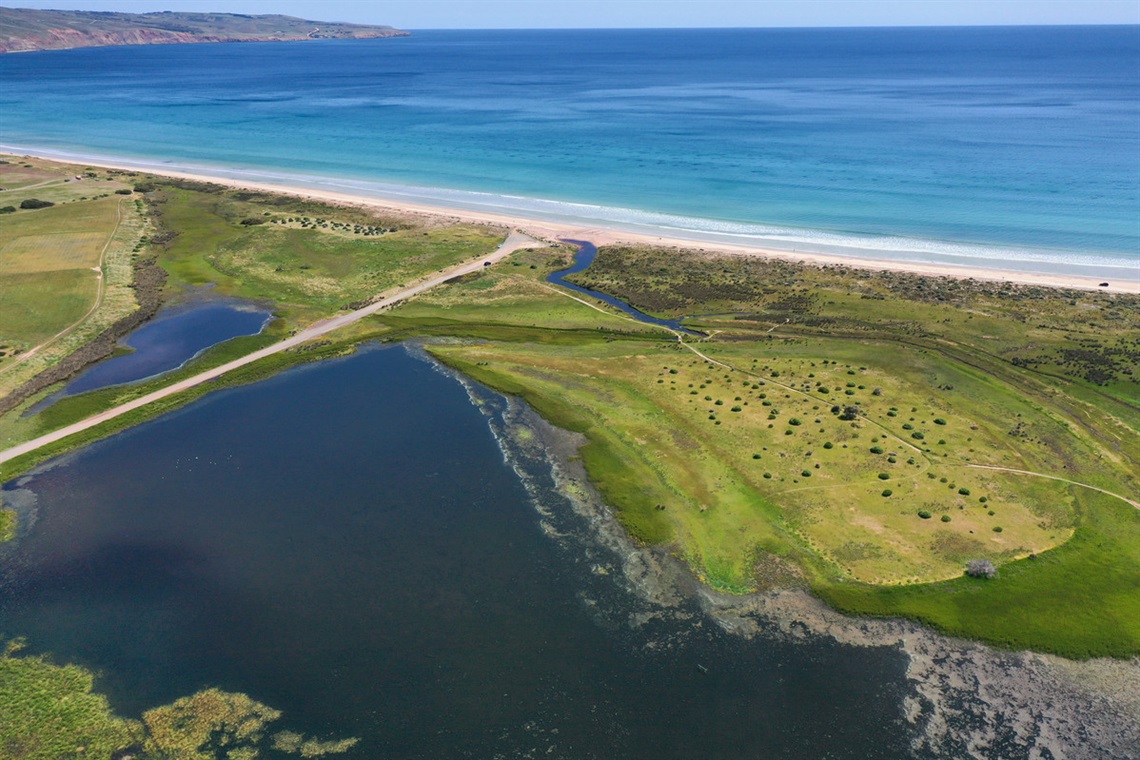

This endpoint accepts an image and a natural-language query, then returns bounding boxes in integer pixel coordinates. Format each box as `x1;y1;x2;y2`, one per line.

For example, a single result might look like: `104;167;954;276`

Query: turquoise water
2;27;1138;277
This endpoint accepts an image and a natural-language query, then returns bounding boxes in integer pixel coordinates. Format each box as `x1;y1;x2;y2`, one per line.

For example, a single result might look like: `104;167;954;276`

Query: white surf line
965;464;1139;510
0;231;542;467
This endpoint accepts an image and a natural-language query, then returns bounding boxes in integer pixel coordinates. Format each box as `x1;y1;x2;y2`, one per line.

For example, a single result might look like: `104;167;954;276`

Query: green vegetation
0;640;358;759
379;242;1139;657
149;182;505;329
2;160;1137;658
0;498;15;541
0;640;142;759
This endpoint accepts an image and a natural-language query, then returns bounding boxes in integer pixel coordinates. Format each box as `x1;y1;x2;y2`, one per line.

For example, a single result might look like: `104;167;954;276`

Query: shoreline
5;148;1138;294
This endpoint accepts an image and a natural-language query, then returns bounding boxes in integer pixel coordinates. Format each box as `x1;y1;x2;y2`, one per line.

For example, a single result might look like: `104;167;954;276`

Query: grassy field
375;243;1140;657
0;159;146;402
150;182;506;329
0;179;124;355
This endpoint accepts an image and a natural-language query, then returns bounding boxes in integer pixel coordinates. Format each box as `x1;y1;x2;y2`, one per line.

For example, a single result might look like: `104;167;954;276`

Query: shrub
911;431;925;440
19;198;53;209
752;453;761;460
823;442;834;449
763;472;772;479
902;423;914;430
881;489;893;497
878;473;890;480
789;418;802;426
114;188;132;195
240;217;266;226
869;446;884;454
917;510;932;519
941;515;951;522
0;206;14;214
965;559;997;579
731;406;742;412
934;418;947;425
993;526;1003;533
958;487;971;496
801;470;812;477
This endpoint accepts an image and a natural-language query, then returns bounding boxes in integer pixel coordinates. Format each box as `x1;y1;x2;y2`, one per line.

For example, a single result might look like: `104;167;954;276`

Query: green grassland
0;177;125;356
376;244;1139;657
150;183;506;328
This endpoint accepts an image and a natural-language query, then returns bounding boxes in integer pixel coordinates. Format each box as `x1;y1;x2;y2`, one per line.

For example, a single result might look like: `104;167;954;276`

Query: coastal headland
0;8;408;54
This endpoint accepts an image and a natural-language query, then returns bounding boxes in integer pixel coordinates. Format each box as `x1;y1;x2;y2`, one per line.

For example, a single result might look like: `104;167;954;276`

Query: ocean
1;26;1138;278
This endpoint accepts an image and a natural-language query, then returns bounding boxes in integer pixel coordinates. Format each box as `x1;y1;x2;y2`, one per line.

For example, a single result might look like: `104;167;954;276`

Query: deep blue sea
2;26;1138;277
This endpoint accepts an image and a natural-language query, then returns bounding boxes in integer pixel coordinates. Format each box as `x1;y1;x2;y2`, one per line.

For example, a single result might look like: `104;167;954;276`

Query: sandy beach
8;150;1138;294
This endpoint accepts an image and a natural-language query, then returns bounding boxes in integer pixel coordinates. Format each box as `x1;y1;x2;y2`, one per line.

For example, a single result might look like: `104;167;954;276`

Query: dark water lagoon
0;344;915;758
29;298;272;415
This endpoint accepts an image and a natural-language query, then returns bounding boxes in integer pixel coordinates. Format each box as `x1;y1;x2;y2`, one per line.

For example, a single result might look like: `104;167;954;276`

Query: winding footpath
0;231;541;467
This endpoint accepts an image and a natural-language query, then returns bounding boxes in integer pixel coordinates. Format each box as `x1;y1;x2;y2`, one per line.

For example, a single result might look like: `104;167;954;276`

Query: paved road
0;231;541;467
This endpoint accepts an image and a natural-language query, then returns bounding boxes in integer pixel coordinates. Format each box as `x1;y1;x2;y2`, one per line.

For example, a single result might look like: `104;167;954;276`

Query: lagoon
0;344;913;758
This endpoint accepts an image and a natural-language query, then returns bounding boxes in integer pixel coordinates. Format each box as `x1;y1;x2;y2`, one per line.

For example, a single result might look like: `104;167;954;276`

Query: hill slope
0;7;408;53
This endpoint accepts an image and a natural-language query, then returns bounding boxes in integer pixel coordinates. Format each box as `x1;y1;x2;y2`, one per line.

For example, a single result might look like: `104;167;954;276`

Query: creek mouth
549;239;704;336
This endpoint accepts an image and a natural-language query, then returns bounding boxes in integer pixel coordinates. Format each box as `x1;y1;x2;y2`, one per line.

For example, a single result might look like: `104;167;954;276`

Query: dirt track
0;231;541;467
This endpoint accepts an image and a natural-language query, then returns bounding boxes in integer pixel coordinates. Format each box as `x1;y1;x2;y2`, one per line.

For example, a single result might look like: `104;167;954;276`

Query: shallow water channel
549;240;700;335
0;344;915;758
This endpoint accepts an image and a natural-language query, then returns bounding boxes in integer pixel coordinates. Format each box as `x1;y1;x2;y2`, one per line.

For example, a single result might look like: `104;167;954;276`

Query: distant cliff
0;7;408;53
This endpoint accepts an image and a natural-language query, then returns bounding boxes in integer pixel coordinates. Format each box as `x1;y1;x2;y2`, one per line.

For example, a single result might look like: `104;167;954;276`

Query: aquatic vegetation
0;641;359;760
0;640;142;759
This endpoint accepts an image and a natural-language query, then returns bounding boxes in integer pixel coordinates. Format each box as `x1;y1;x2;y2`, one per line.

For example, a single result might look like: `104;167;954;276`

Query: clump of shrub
19;198;53;209
965;559;997;579
0;206;14;214
917;510;932;519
